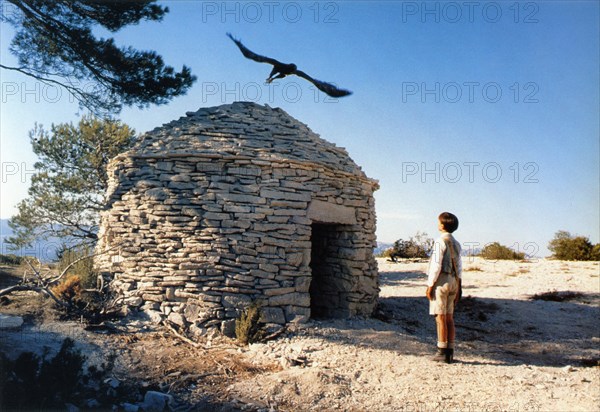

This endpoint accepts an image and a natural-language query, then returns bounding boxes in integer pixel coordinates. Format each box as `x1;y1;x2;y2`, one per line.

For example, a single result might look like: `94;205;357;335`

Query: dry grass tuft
51;275;82;302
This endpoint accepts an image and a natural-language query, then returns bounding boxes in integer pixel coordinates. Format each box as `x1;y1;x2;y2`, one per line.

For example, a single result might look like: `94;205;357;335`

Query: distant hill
374;242;393;256
0;218;63;262
0;219;13;252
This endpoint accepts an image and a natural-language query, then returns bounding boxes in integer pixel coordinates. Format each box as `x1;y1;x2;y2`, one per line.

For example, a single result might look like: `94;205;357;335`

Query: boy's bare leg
436;314;448;346
446;313;456;363
446;313;455;346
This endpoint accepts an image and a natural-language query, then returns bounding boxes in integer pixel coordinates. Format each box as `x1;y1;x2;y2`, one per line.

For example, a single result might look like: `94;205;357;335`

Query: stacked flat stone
96;101;379;337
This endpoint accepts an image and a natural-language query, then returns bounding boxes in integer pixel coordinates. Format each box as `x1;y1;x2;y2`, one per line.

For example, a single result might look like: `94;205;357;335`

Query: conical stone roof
130;101;365;176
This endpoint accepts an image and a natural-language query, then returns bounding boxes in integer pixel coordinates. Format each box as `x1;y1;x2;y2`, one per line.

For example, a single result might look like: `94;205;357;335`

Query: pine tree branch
0;63;106;112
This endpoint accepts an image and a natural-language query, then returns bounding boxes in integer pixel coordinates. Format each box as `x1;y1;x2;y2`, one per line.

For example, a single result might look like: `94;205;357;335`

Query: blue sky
1;1;598;257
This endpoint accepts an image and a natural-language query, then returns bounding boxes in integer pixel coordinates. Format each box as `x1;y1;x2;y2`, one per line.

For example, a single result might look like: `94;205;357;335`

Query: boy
426;212;462;364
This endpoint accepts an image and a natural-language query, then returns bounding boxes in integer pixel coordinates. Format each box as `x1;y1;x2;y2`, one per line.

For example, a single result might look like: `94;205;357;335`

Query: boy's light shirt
427;232;462;287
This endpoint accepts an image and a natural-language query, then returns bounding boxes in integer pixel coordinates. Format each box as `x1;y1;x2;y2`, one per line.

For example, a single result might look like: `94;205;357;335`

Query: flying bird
226;33;352;98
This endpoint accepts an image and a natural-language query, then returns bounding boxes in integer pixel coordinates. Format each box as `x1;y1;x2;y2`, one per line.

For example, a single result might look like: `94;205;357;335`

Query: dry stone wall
96;102;379;337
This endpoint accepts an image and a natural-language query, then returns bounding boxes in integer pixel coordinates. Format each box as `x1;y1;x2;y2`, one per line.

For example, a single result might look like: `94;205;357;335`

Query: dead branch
20;258;67;306
0;283;69;308
0;243;127;312
47;242;127;286
0;284;34;297
162;321;203;349
161;320;236;351
49;252;98;285
261;326;287;342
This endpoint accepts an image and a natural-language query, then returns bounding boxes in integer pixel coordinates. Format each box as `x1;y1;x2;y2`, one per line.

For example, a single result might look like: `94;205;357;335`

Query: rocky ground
1;257;599;411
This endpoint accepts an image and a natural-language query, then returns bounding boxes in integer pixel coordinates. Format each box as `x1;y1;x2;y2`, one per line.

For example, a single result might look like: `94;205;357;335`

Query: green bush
0;338;124;410
479;242;525;260
1;338;84;409
548;231;599;261
235;301;265;345
56;244;97;288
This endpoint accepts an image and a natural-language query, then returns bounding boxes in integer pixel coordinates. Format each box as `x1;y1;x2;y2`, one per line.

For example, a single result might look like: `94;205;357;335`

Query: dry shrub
388;232;434;260
50;273;120;324
464;266;483;272
51;275;82;303
507;268;530;277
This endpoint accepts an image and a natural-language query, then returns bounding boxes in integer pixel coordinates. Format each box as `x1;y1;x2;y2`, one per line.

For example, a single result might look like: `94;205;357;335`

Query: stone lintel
307;200;357;225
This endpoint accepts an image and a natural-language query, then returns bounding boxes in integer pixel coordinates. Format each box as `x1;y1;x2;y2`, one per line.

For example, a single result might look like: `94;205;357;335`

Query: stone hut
96;102;379;336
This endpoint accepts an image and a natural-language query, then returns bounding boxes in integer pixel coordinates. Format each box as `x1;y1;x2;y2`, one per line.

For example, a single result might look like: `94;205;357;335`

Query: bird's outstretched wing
295;70;353;98
227;33;281;66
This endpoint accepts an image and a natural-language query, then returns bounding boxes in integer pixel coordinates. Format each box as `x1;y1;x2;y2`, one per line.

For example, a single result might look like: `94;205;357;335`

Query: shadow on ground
378;267;426;287
314;268;599;368
378;294;599;366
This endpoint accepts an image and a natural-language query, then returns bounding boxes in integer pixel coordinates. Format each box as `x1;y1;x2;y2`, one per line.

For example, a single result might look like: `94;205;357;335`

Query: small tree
7;115;136;249
548;231;598;261
1;0;196;114
479;242;525;260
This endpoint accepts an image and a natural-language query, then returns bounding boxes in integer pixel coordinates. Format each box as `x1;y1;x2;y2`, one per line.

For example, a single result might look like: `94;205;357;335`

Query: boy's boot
445;348;454;364
432;347;446;362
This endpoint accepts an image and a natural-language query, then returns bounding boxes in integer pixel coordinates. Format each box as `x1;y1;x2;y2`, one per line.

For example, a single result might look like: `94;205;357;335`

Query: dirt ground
1;257;599;411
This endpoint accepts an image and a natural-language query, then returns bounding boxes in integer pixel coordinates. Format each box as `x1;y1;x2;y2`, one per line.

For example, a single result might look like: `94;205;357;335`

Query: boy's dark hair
439;212;459;233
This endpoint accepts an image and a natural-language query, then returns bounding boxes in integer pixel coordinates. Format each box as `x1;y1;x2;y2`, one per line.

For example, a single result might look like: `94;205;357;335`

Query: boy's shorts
429;273;459;315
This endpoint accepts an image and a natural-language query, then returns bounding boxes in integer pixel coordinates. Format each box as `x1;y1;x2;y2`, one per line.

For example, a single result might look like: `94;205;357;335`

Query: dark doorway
309;223;350;318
